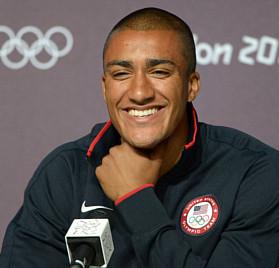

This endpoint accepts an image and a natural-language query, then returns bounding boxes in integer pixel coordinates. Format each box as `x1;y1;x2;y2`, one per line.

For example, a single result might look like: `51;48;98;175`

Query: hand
95;139;165;202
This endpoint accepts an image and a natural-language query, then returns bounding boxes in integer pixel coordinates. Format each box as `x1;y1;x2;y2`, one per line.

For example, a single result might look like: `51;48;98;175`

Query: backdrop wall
1;0;278;247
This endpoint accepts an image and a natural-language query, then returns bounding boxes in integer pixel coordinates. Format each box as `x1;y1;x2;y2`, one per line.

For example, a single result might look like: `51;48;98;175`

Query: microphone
65;208;114;268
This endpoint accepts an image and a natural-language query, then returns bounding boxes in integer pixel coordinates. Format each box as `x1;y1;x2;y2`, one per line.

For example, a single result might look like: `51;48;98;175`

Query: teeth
128;108;159;117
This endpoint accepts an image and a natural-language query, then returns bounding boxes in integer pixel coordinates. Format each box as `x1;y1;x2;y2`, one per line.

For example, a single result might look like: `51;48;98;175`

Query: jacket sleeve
0;151;75;267
115;155;279;268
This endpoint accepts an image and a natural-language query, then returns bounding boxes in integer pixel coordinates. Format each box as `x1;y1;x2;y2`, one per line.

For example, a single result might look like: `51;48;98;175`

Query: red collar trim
86;120;112;159
87;104;197;158
184;104;198;150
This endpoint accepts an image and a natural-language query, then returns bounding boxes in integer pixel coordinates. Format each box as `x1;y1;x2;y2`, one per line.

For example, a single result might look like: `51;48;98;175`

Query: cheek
105;81;127;105
104;88;125;129
161;82;187;107
166;87;188;123
104;91;119;113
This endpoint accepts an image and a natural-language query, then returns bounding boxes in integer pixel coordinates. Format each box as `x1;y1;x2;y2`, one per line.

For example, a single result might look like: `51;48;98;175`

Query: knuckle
95;166;101;177
102;155;110;164
109;146;117;155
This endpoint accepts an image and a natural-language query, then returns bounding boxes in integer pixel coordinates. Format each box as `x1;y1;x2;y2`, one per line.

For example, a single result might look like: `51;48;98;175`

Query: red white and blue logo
181;195;219;236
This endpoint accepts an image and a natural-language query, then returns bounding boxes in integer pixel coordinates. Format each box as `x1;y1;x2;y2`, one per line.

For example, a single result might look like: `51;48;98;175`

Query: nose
127;72;155;104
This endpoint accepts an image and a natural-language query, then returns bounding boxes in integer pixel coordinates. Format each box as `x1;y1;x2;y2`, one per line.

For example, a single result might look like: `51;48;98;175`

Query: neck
157;111;189;177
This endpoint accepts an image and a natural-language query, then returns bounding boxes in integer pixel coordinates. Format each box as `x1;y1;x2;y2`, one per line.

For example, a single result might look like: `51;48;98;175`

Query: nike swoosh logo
81;201;113;213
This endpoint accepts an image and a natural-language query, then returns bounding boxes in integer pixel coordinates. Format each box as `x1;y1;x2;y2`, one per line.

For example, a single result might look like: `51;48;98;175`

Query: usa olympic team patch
181;195;219;236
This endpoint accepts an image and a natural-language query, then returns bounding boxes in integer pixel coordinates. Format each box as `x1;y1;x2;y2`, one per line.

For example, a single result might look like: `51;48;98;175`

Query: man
1;7;279;267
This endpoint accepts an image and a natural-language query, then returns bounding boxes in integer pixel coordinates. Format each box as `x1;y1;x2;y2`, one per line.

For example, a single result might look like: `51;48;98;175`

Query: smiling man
97;27;200;201
1;7;279;268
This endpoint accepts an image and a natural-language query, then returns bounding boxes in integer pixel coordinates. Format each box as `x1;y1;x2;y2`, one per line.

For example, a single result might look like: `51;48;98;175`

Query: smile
127;107;159;118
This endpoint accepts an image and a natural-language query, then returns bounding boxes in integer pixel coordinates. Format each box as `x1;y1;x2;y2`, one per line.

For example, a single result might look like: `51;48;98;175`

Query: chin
121;128;165;149
126;136;160;149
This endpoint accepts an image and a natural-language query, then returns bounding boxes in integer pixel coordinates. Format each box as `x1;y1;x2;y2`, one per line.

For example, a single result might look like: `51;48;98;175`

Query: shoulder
26;122;108;190
21;122;109;220
199;122;279;188
200;122;279;158
199;123;279;228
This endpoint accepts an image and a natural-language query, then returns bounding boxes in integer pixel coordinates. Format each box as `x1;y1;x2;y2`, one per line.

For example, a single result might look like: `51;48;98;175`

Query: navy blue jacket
1;105;279;267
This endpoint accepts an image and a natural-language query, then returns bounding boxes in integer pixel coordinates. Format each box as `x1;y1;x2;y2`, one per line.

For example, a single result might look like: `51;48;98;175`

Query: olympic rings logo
0;26;73;70
188;215;210;227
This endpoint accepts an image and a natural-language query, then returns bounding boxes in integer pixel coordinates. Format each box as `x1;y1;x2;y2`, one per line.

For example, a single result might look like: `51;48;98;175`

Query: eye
111;71;131;80
150;69;171;78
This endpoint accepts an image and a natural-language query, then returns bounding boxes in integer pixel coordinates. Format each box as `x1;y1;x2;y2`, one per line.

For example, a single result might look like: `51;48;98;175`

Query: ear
101;74;107;104
187;72;200;102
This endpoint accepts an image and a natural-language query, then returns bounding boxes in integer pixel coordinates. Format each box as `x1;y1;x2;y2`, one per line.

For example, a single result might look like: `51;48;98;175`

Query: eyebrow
105;59;176;69
106;60;133;69
146;59;176;67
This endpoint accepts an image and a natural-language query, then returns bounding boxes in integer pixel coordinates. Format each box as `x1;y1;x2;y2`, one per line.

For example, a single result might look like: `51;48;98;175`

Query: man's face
102;29;198;149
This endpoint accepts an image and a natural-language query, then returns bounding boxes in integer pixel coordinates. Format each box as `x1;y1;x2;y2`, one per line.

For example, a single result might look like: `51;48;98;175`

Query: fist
95;140;163;202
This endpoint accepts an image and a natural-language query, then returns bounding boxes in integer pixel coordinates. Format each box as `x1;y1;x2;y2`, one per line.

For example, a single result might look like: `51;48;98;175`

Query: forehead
104;29;185;63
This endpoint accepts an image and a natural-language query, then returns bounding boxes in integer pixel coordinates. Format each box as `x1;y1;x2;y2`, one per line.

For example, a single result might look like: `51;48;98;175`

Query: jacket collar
87;103;199;168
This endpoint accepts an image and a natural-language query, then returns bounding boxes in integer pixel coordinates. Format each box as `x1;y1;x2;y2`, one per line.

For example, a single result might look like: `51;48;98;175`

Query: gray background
1;0;278;247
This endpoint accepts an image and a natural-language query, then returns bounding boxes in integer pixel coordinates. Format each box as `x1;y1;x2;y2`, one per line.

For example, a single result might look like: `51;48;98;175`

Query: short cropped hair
103;7;196;75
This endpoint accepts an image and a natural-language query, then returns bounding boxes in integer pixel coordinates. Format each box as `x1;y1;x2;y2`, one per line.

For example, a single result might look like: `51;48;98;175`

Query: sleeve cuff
115;184;155;206
115;186;172;234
